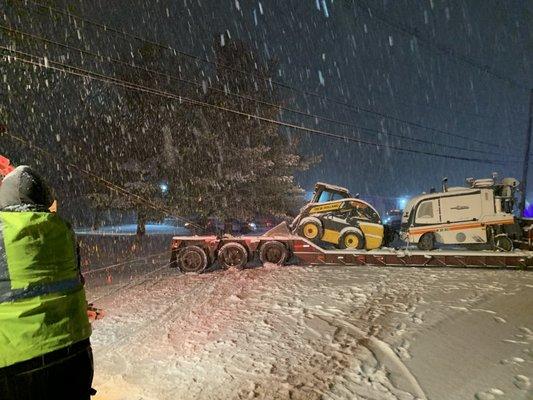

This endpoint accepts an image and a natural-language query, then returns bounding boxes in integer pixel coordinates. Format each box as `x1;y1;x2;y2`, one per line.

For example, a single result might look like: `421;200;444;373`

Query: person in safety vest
0;166;94;399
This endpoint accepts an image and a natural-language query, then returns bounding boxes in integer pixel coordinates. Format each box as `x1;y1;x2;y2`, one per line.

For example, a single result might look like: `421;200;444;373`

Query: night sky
78;0;533;200
2;0;533;212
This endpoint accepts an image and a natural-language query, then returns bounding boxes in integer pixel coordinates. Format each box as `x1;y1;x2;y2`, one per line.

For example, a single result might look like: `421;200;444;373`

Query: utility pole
520;89;533;216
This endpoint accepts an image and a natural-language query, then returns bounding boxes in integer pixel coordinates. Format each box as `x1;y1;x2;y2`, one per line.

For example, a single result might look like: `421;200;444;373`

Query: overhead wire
272;3;509;124
0;45;515;166
88;259;172;303
23;0;507;149
82;250;170;276
353;0;528;90
0;125;205;231
0;23;514;159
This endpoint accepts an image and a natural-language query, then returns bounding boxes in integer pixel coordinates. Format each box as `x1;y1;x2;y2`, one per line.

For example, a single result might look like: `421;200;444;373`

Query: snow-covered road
86;262;533;400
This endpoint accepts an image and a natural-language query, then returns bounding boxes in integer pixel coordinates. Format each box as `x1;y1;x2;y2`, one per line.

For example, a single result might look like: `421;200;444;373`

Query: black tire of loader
259;241;288;265
177;245;209;273
297;219;323;244
417;232;435;251
218;242;249;269
339;229;365;250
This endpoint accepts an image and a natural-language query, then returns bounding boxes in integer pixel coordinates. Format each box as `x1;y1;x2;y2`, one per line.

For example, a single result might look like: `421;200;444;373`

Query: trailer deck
171;233;533;272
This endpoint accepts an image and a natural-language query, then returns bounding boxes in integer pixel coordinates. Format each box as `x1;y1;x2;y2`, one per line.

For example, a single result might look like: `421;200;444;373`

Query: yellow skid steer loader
291;182;390;250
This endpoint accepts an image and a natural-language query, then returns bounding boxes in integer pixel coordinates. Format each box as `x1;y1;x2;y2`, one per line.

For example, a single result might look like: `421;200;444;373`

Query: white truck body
401;187;515;246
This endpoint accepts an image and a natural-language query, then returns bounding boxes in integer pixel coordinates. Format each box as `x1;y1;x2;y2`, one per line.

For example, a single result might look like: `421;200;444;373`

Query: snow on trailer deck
171;234;533;269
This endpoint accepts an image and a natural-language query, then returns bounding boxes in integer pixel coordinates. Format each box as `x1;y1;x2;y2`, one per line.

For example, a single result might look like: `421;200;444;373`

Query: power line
23;0;505;149
0;45;514;166
82;250;169;276
0;24;514;159
0;126;205;231
273;3;510;124
88;260;171;304
353;0;528;90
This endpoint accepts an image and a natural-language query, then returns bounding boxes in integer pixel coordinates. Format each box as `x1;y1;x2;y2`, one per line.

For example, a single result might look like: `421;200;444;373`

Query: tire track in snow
312;310;427;400
93;272;210;352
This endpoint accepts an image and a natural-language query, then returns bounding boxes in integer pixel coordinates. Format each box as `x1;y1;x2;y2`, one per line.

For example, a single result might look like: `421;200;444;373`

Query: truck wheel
218;242;248;269
259;241;288;265
177;245;209;273
494;235;513;252
417;232;435;251
297;217;323;243
339;229;365;250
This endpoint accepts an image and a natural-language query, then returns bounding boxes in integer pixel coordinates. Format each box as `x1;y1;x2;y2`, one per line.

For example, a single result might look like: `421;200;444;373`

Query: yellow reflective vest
0;211;91;368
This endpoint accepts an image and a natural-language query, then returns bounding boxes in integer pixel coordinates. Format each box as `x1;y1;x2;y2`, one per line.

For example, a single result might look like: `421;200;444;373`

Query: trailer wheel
297;217;323;243
417;232;435;251
218;242;248;269
177;245;209;273
339;229;365;250
494;235;513;252
259;241;288;265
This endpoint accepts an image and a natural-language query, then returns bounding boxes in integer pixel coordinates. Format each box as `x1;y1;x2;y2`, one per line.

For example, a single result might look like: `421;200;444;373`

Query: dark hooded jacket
0;165;54;211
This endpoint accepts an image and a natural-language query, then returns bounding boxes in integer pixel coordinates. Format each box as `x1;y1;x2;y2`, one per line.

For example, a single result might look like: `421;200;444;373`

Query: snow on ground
86;262;533;400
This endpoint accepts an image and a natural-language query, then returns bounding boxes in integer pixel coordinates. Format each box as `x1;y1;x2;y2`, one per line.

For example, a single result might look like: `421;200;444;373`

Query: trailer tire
297;217;323;243
339;229;365;250
417;232;435;251
494;234;513;252
218;242;248;269
259;241;288;265
177;245;209;273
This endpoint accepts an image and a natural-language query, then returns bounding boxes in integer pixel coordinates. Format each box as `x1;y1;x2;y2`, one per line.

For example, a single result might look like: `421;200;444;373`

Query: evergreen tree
167;36;317;229
81;44;178;235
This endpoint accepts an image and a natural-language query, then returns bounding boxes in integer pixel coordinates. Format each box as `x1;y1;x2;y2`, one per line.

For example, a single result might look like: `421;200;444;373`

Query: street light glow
397;196;409;210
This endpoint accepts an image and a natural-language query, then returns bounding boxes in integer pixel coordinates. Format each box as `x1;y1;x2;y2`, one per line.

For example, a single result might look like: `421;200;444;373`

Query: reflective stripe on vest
0;277;83;303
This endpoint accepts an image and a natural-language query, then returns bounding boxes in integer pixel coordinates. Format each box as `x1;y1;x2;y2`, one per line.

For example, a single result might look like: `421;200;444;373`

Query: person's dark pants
0;339;94;400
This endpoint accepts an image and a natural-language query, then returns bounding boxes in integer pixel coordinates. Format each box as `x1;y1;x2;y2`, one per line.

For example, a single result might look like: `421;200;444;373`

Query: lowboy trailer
170;227;533;273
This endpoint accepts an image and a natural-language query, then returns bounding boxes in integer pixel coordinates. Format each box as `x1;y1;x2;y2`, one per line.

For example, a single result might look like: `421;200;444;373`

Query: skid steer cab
291;182;387;250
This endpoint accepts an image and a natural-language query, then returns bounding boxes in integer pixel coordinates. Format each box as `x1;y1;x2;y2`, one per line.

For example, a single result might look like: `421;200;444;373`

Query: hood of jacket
0;166;54;210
